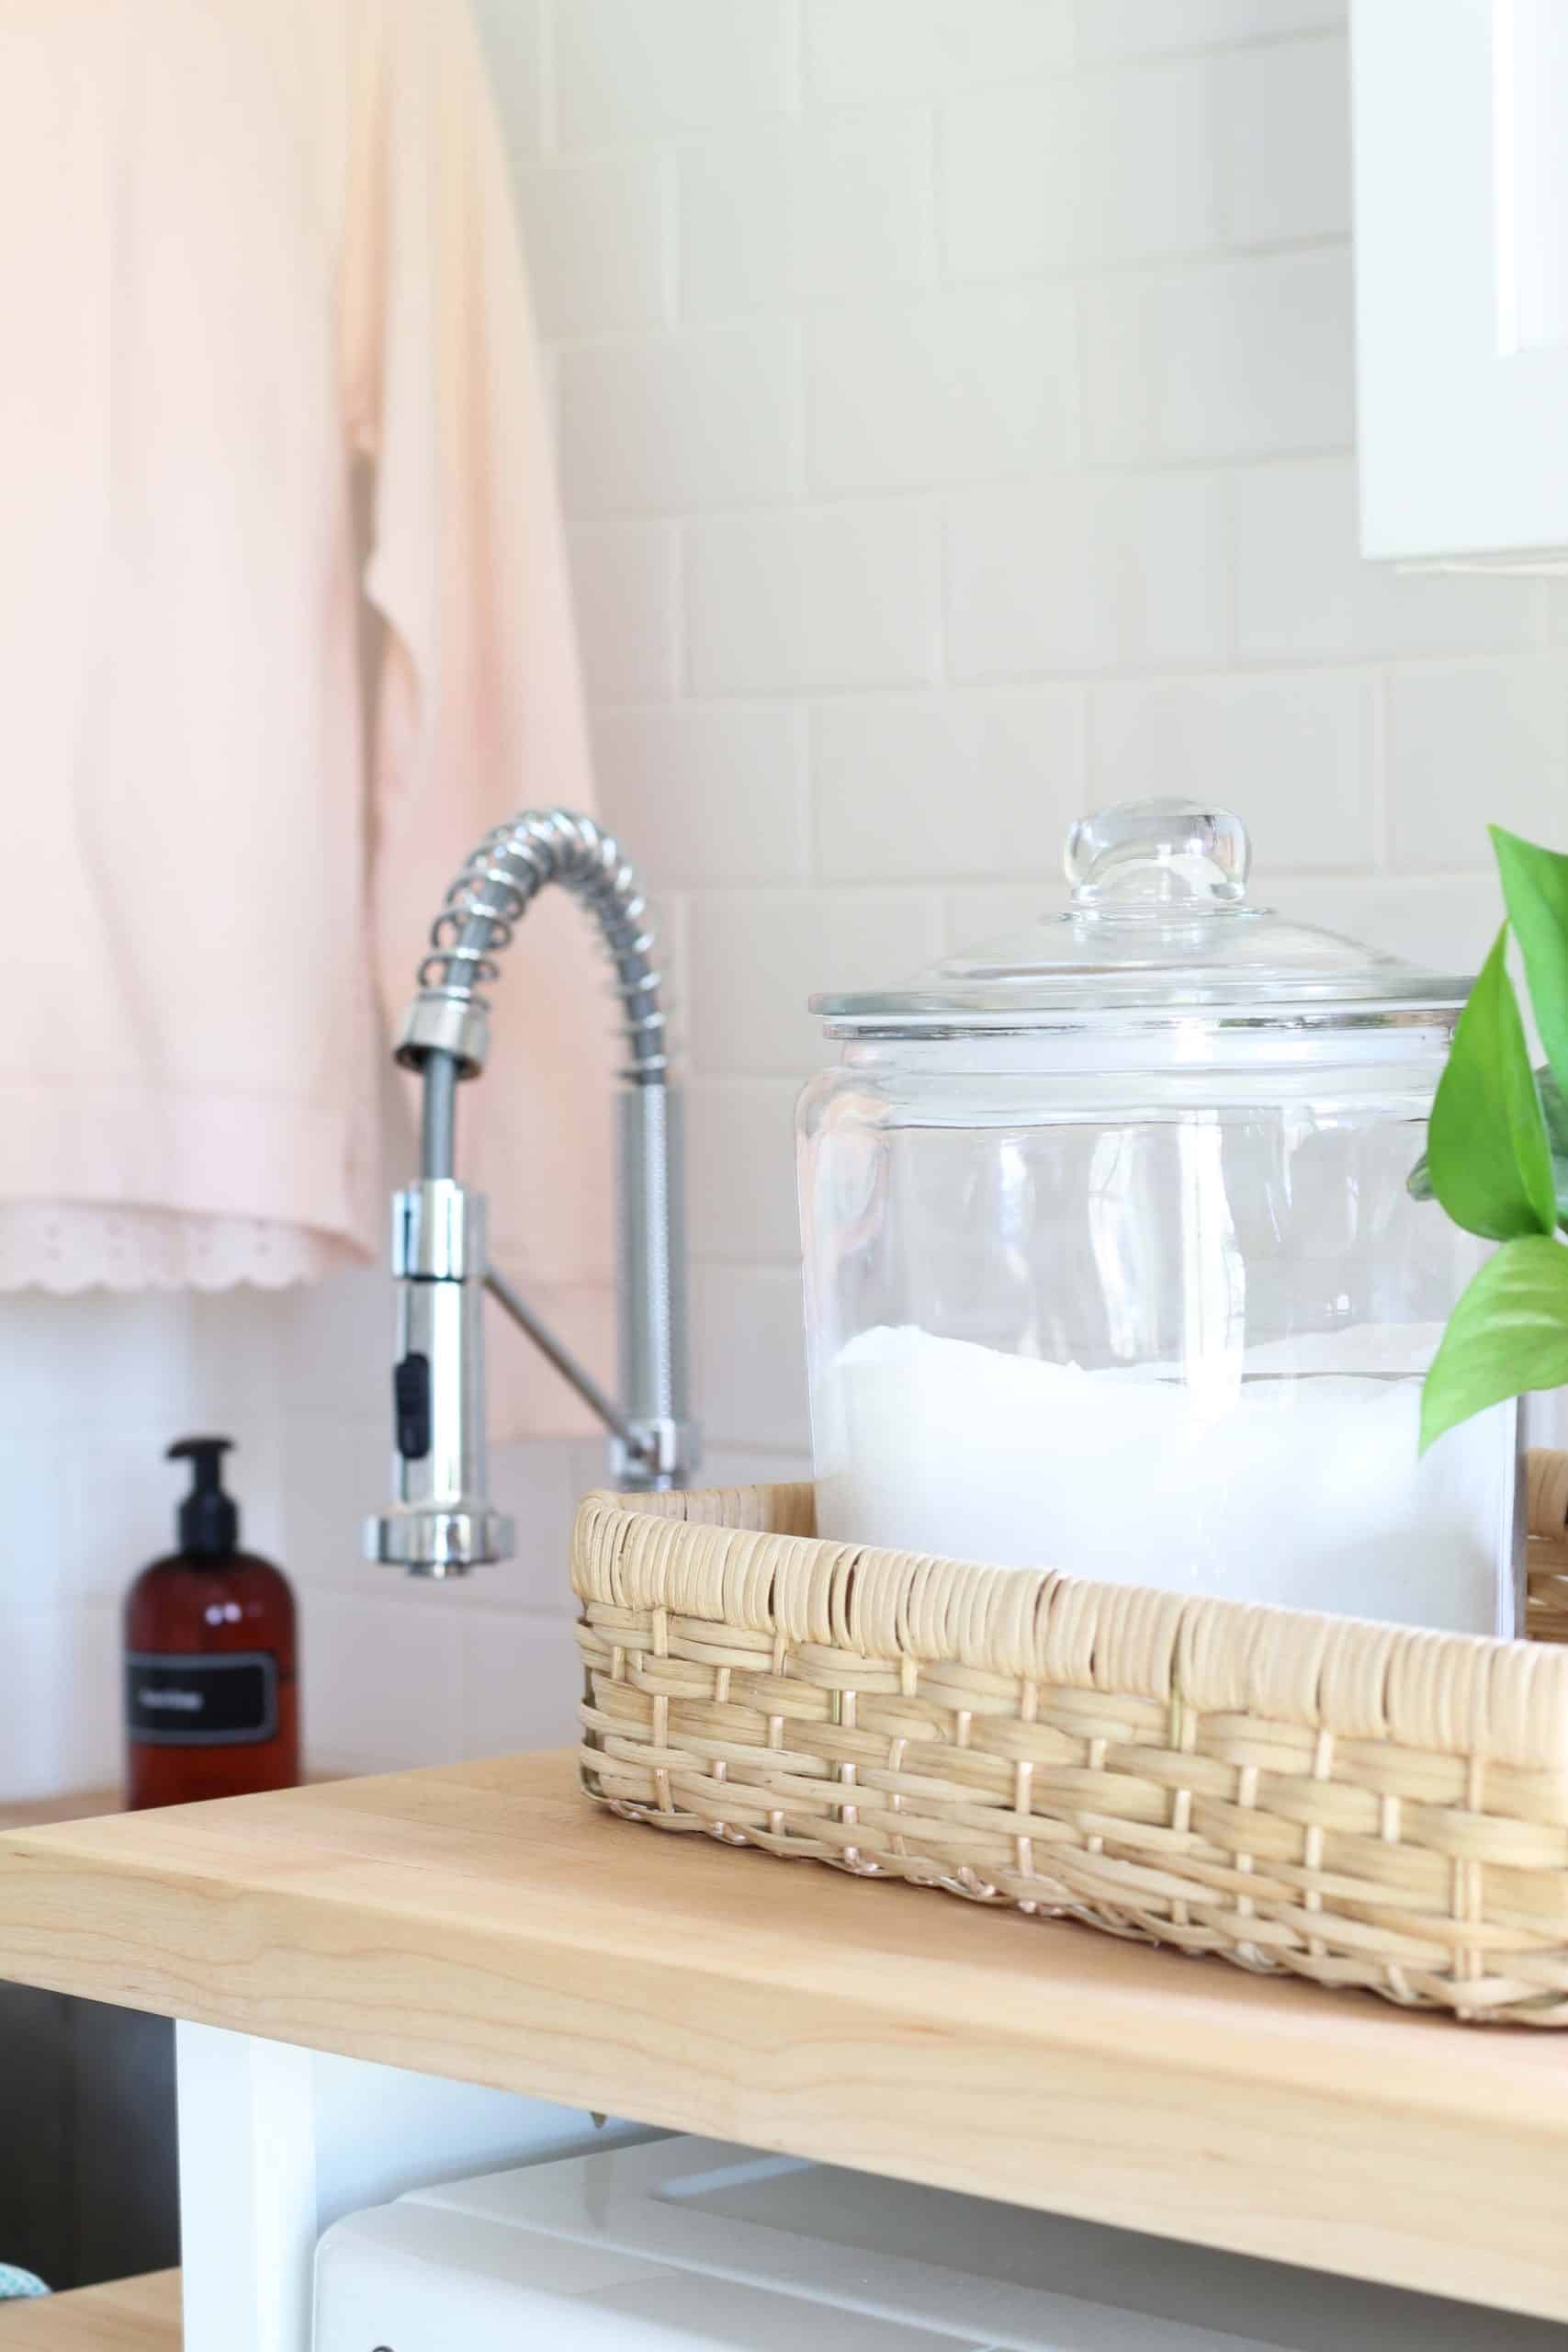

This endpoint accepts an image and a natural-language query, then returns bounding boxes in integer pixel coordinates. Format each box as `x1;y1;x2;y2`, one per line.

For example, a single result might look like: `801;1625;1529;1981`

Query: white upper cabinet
1353;0;1568;564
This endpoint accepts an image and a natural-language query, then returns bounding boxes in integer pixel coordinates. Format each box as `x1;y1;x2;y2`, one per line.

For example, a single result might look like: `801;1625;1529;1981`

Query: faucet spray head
363;1180;514;1577
368;811;696;1576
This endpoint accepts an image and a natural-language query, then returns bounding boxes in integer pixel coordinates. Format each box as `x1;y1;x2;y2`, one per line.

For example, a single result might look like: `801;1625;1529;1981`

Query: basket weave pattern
575;1457;1568;2025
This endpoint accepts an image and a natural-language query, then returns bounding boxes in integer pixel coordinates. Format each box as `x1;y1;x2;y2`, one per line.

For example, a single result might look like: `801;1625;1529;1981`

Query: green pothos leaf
1421;1235;1568;1450
1425;926;1556;1240
1410;1064;1568;1225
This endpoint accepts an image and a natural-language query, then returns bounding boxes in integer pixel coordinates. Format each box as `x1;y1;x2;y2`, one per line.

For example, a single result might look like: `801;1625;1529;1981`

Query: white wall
4;0;1558;1796
488;0;1542;1448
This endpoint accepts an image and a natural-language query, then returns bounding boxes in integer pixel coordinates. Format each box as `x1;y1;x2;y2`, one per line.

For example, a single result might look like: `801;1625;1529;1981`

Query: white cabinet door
1353;0;1568;563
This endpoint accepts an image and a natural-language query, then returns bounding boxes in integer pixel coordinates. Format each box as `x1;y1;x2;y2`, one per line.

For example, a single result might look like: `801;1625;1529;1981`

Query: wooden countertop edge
2;1756;1568;2321
0;1759;1556;2130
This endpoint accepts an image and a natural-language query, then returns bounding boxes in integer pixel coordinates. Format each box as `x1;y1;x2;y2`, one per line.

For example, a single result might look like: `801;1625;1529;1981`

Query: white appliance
314;2133;1562;2350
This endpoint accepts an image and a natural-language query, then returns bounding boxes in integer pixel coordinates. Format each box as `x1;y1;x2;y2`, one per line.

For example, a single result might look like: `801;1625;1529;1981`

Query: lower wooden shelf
0;2272;179;2348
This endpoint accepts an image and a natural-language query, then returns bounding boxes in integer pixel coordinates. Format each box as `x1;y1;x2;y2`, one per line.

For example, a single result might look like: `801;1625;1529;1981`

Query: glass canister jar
797;799;1519;1636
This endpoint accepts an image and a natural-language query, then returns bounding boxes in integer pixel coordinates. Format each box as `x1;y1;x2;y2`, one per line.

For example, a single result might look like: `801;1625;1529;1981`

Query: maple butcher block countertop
0;1750;1566;2322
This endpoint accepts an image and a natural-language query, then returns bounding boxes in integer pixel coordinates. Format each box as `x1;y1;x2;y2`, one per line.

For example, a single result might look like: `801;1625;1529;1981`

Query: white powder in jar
813;1325;1517;1634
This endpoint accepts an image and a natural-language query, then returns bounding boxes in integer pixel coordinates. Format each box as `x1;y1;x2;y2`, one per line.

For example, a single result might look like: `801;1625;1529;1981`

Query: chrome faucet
364;810;696;1577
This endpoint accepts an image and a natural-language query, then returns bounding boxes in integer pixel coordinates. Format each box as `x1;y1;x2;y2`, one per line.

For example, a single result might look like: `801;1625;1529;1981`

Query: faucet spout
365;811;697;1577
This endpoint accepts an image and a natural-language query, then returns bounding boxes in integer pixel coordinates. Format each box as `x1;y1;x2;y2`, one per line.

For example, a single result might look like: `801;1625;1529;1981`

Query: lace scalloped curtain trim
0;1204;359;1290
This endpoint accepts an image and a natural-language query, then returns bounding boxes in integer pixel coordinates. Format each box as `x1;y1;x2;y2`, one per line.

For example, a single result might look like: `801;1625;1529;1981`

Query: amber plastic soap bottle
124;1437;299;1810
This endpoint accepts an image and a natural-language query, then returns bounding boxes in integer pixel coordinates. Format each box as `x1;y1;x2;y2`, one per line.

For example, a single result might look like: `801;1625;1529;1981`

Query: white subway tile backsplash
275;1264;386;1420
0;1293;200;1437
518;157;668;337
1385;662;1568;872
1084;248;1354;461
1075;58;1224;263
457;1610;583;1758
62;1435;171;1605
592;703;808;887
1089;671;1376;868
1214;37;1350;247
685;1079;803;1263
487;1442;589;1612
694;1263;811;1451
471;0;543;165
1270;873;1499;975
701;1443;816;1487
942;884;1073;953
56;1607;121;1792
567;522;679;697
807;0;1074;104
1235;458;1544;662
555;0;793;144
940;85;1079;282
0;1615;70;1797
687;888;944;1075
681;113;933;322
1078;0;1345;62
947;473;1232;676
0;1607;117;1795
940;64;1232;282
944;51;1351;283
686;502;940;692
809;285;1077;493
811;688;1084;881
280;1413;391;1597
560;325;799;515
302;1591;465;1774
189;1283;292;1437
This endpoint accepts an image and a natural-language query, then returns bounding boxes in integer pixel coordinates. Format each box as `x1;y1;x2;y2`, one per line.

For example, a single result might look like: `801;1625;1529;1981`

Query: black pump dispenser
168;1436;239;1557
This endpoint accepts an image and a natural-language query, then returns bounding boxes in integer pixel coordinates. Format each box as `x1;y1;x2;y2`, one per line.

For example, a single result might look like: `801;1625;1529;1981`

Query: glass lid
813;798;1472;1035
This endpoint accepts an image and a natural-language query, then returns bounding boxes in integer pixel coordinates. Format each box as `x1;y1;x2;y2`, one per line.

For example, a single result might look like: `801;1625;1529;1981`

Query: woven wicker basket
574;1449;1568;2026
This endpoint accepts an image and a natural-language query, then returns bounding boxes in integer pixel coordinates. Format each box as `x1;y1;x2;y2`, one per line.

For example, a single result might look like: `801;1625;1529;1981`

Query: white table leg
175;2020;644;2352
176;2025;316;2352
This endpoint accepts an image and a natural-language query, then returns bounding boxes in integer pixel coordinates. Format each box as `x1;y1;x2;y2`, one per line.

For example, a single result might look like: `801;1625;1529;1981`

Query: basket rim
571;1478;1568;1770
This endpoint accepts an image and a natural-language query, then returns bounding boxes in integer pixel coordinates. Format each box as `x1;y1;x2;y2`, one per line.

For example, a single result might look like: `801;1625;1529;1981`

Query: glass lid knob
1065;797;1251;910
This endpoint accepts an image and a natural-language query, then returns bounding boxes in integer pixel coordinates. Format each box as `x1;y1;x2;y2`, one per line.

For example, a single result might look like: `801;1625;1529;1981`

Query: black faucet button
394;1352;432;1460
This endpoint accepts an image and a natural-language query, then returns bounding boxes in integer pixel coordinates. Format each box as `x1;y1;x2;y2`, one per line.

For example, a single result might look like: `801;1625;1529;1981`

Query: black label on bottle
126;1652;278;1747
